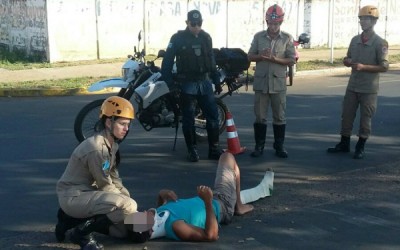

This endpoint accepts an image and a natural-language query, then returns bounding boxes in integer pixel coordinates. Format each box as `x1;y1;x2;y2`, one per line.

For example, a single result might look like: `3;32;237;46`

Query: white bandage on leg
240;170;274;204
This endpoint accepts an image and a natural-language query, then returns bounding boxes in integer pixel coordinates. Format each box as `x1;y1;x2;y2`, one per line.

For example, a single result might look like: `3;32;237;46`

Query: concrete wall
0;0;399;62
0;0;48;59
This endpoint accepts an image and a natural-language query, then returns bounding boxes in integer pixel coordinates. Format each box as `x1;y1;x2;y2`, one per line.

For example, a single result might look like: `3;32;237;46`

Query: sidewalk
1;47;399;97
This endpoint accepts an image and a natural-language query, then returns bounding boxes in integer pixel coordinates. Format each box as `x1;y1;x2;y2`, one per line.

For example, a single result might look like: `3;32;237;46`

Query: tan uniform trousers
341;89;377;139
59;190;137;238
254;90;286;125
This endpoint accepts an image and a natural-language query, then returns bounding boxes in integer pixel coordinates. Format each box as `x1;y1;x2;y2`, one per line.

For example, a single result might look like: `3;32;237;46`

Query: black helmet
298;33;310;44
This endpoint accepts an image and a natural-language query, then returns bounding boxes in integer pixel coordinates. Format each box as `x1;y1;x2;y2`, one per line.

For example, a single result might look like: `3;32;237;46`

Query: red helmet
265;4;285;23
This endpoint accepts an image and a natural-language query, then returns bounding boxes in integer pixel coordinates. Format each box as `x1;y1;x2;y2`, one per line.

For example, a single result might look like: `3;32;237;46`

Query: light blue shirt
157;196;221;240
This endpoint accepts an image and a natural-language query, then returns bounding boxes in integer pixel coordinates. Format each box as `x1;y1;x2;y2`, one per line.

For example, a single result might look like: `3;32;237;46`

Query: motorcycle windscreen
134;80;170;109
88;78;126;92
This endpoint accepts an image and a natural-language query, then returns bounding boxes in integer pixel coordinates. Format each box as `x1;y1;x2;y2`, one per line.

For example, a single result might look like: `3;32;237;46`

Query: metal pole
226;0;229;47
95;0;100;60
329;0;334;63
296;0;300;38
143;0;146;54
385;0;389;39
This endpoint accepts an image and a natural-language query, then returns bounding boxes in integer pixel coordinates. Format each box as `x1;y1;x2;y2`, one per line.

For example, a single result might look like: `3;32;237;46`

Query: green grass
297;58;344;71
1;47;399;89
0;58;126;71
0;77;108;89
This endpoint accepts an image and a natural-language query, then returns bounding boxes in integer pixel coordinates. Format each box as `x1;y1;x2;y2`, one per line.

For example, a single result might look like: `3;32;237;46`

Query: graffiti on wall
190;0;222;15
159;1;184;16
333;0;359;42
0;0;47;58
2;0;399;62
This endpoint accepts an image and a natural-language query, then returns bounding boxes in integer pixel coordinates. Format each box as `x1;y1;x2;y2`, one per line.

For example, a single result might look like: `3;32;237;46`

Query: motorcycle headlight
133;92;142;105
122;68;129;81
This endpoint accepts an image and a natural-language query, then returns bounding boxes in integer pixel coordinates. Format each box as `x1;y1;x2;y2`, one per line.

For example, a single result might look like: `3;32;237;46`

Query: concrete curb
1;64;398;97
0;87;118;97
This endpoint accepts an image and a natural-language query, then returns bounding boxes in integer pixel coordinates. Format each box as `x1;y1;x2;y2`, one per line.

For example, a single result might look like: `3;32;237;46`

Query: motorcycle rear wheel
74;99;105;142
194;99;228;141
74;98;228;143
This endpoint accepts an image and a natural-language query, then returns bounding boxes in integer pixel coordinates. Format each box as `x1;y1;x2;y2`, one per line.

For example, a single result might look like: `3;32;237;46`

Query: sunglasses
190;21;202;27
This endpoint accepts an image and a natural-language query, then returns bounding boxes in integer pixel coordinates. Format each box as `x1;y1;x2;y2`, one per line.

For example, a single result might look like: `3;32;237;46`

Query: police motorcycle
73;39;250;145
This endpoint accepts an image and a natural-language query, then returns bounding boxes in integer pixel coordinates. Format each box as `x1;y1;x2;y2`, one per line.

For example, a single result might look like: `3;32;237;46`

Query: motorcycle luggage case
213;48;250;74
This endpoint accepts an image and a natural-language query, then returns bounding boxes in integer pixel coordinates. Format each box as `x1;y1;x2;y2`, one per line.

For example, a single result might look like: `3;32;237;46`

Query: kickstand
172;122;179;151
245;69;249;91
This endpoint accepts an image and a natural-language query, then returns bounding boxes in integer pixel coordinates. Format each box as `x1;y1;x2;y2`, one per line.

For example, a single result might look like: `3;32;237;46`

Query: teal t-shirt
157;196;221;240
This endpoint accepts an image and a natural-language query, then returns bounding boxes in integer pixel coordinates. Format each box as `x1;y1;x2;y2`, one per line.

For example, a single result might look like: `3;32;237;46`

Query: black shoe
69;215;112;250
353;148;364;159
275;150;288;158
353;137;366;159
327;143;350;153
327;136;350;153
55;208;87;242
188;148;199;162
55;221;67;242
69;230;104;250
250;148;263;157
208;147;223;160
273;143;288;158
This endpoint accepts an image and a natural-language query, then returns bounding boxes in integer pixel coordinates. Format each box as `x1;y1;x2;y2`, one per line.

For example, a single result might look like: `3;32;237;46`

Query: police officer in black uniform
161;10;223;162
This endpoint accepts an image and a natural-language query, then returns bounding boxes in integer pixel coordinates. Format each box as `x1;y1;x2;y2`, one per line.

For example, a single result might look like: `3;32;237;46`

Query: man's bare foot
235;204;254;215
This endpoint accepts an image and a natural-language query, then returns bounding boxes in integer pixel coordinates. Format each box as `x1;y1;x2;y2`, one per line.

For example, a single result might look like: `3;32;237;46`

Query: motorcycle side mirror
138;31;142;42
157;50;166;58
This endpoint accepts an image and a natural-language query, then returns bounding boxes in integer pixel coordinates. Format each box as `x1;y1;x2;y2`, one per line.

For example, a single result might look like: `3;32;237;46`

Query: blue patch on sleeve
102;160;110;177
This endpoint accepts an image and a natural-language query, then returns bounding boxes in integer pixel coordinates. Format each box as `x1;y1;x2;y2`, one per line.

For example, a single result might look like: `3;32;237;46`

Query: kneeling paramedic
55;96;150;249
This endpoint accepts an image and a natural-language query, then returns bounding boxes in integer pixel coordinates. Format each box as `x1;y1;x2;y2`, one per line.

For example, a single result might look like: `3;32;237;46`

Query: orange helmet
358;5;379;19
100;96;134;119
266;4;285;23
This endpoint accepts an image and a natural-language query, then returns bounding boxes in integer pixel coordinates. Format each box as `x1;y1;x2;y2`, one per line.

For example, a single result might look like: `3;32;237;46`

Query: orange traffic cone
224;111;246;155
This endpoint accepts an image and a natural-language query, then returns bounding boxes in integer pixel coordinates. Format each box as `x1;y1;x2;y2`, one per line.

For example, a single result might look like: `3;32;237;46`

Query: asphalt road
0;71;399;250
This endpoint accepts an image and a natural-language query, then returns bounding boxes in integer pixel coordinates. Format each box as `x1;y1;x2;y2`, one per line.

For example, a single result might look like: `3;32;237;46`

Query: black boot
183;129;199;162
69;215;113;250
327;135;350;153
353;137;367;159
207;128;224;160
250;123;267;157
55;208;88;242
273;124;288;158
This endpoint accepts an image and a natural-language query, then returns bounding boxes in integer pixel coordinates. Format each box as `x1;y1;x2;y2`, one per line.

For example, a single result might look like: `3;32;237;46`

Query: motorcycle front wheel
194;98;228;141
74;99;105;142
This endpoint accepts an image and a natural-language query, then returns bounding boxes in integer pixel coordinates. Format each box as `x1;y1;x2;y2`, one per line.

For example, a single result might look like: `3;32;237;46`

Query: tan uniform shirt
248;30;296;93
57;130;129;198
346;32;389;93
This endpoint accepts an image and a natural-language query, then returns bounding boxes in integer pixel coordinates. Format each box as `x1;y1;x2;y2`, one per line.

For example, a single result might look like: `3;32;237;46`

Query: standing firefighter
161;9;223;162
247;4;296;158
327;5;389;159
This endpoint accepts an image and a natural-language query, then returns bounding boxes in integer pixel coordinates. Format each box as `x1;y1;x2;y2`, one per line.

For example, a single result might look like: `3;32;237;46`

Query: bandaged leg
240;170;274;204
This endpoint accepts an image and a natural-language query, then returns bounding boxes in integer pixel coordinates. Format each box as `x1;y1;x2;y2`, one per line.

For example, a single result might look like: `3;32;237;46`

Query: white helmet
122;60;140;83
